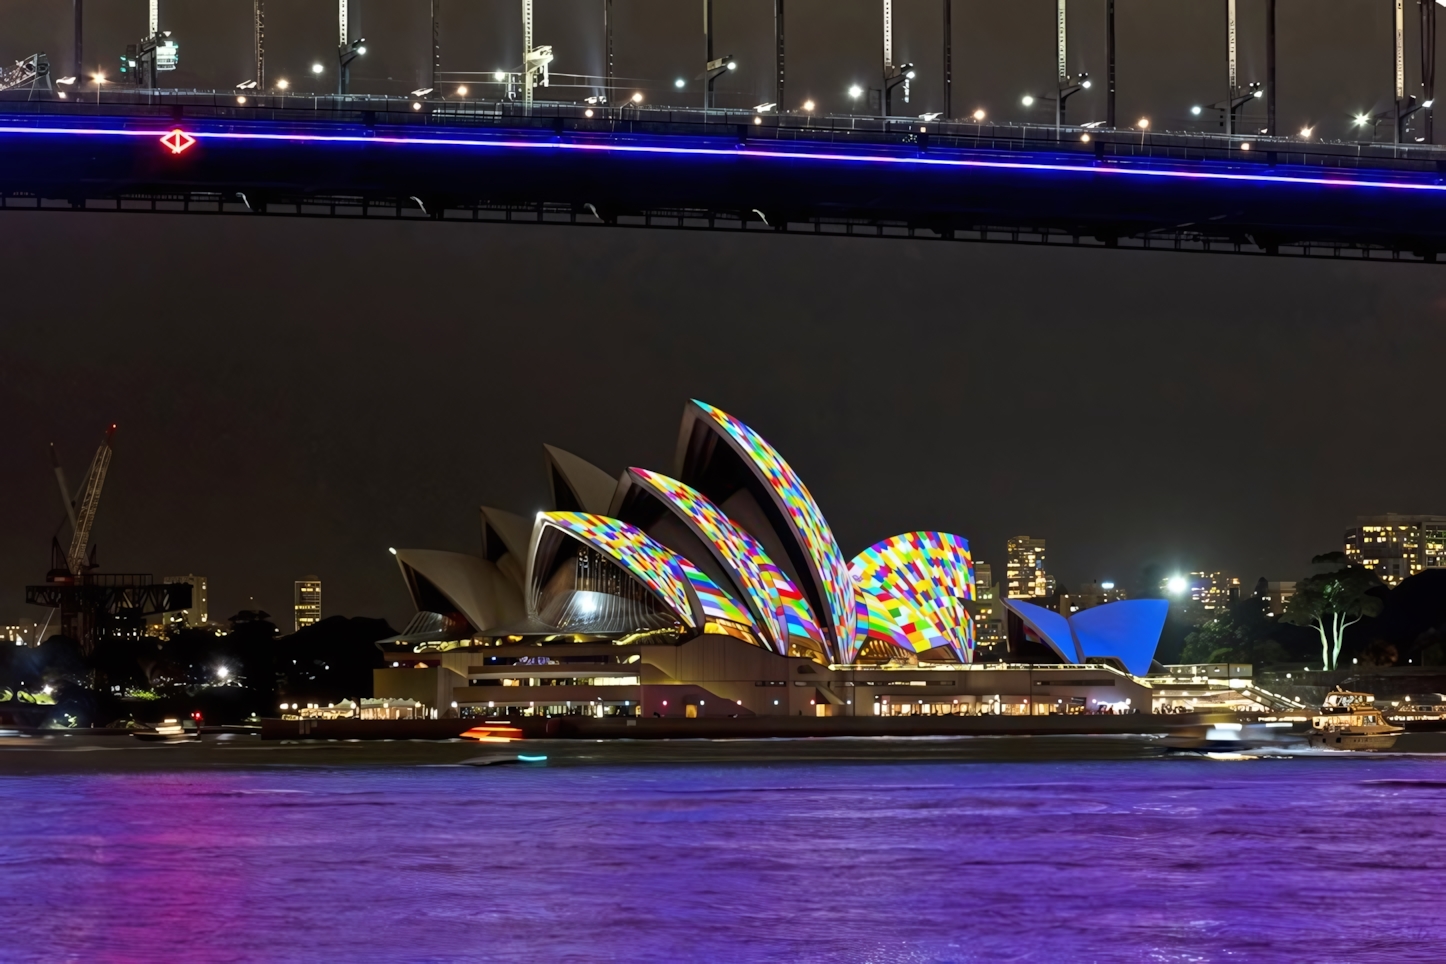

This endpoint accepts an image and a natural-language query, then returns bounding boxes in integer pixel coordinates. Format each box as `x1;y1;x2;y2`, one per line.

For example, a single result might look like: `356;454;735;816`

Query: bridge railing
5;86;1446;174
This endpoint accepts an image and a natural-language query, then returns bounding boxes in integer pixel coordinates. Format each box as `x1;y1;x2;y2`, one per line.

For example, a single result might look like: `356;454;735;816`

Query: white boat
131;719;199;743
1309;689;1403;751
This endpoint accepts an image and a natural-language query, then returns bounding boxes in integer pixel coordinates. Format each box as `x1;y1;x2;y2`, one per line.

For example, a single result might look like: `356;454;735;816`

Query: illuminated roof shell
686;400;856;659
527;511;751;633
629;468;829;654
850;532;977;662
1001;598;1168;675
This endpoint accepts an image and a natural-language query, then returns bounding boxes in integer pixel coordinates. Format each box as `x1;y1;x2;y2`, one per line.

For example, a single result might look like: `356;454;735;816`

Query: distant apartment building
1344;514;1446;586
294;576;322;632
1186;572;1241;612
1058;580;1127;615
1005;536;1050;599
2;620;39;646
1257;580;1296;617
161;575;208;629
973;563;1006;653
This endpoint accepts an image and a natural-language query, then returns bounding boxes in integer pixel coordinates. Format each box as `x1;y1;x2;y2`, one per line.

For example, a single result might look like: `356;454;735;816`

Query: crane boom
50;442;78;535
66;425;116;576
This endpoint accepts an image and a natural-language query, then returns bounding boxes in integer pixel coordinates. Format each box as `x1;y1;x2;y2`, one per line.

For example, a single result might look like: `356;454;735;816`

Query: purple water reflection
1;756;1444;962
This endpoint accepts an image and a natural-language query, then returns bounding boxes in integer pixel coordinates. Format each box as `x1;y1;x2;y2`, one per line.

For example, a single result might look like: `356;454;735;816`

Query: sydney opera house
373;401;1165;719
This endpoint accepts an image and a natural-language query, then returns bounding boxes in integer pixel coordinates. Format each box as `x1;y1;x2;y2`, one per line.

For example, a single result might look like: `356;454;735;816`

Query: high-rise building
1344;514;1446;586
1258;580;1296;617
972;563;1006;654
1058;580;1127;615
161;575;208;629
294;576;322;632
1005;536;1049;599
1186;572;1241;612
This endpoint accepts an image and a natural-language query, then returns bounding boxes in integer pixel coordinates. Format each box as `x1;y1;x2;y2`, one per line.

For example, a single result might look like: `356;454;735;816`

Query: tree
1282;553;1382;670
1180;596;1289;666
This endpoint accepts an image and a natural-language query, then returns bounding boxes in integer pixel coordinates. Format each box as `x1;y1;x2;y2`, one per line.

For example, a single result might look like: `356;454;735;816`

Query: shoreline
1;729;1444;774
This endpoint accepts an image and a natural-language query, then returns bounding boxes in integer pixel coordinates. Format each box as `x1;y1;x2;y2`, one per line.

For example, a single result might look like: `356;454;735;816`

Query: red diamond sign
160;129;196;155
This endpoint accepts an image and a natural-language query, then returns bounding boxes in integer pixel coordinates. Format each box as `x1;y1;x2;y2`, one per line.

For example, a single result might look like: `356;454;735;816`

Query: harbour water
1;744;1443;962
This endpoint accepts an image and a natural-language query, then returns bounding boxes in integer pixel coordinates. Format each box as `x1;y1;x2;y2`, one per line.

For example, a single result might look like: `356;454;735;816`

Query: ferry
131;718;200;743
1309;689;1403;751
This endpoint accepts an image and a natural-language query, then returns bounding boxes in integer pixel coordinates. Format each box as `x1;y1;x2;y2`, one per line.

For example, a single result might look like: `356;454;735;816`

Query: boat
131;718;200;743
1308;689;1403;751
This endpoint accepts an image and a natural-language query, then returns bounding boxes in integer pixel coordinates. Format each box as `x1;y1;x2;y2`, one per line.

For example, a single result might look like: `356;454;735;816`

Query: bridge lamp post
337;37;365;96
849;84;863;112
91;71;104;105
1056;72;1089;135
883;62;915;116
703;56;736;110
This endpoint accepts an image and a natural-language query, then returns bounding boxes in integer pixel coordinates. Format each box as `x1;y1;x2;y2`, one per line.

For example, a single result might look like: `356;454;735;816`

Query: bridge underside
1;96;1444;264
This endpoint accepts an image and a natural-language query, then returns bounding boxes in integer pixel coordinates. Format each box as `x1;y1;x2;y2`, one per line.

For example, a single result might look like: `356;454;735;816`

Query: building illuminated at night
294;576;322;631
1344;514;1446;586
1186;572;1241;611
1005;536;1050;599
374;401;1166;718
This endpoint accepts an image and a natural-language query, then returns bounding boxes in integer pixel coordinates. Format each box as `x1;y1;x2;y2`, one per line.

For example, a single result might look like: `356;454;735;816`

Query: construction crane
28;424;190;650
60;424;115;578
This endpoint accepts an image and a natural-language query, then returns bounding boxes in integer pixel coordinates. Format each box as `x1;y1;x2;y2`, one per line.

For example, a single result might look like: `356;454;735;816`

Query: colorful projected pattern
631;469;788;651
539;512;696;627
693;401;856;657
850;532;977;662
759;558;827;645
853;588;913;652
677;557;753;627
630;468;826;653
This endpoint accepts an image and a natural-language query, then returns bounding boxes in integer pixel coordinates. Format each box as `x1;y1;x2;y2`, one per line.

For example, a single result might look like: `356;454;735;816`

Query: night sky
2;1;1445;627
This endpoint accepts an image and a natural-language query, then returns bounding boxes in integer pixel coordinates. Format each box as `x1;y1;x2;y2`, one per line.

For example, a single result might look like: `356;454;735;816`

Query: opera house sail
376;400;1167;719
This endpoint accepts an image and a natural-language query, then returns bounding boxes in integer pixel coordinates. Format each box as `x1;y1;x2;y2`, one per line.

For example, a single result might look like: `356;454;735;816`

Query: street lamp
883;62;915;116
972;108;986;122
337;36;365;95
702;55;735;109
848;84;863;113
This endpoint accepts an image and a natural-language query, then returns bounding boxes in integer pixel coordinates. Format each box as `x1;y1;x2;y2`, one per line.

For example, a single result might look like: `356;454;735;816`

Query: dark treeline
0;614;394;727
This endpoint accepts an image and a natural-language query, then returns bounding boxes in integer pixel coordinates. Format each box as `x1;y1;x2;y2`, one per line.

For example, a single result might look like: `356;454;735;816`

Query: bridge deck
2;90;1443;263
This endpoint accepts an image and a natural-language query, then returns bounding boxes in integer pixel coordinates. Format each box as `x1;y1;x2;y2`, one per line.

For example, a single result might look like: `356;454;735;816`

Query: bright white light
1426;99;1436;108
1101;581;1115;590
1167;576;1188;594
905;70;915;79
216;666;231;680
280;703;288;710
1240;142;1251;151
972;108;986;121
1252;89;1262;98
91;72;104;83
1191;105;1202;115
1082;79;1092;89
631;92;643;103
584;108;594;117
726;61;737;71
1299;126;1313;138
1354;113;1369;126
1021;94;1035;107
753;116;761;125
412;102;421;110
236;95;247;105
1080;133;1090;142
276;79;289;90
803;99;815;111
674;78;685;88
1136;117;1150;129
848;85;863;99
388;547;397;555
356;46;366;55
462;84;474;94
311;63;323;74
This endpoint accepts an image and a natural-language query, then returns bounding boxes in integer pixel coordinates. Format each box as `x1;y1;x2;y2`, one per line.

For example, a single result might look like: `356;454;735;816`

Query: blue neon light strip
1;122;1443;193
